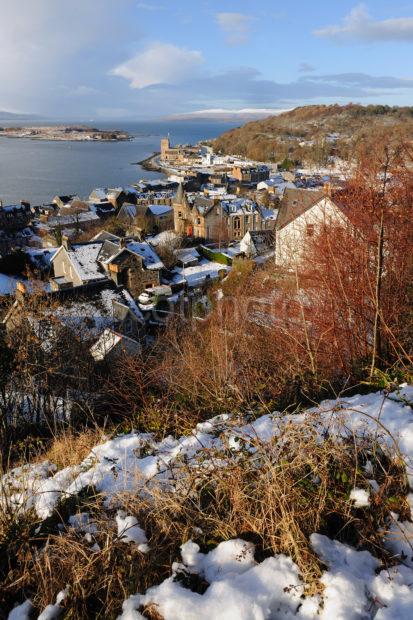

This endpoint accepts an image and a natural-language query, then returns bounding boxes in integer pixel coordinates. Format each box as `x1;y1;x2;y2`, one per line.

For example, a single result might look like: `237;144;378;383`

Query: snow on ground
116;511;149;552
4;385;413;619
119;532;413;620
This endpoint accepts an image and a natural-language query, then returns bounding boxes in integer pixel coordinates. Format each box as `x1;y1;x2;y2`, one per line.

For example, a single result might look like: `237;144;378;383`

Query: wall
52;248;83;286
275;198;347;267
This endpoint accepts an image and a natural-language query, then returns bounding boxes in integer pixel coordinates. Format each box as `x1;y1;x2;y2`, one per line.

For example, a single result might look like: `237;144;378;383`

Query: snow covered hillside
3;385;413;619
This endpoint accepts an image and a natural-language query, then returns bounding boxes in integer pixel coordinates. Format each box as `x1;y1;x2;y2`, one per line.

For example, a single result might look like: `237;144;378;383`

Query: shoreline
0;135;132;143
136;152;173;175
136;152;161;169
0;126;132;143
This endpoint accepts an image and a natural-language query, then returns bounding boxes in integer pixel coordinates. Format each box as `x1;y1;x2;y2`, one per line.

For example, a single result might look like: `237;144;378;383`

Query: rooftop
60;242;107;282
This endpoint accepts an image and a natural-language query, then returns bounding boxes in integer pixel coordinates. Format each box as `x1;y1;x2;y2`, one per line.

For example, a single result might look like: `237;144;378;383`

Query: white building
275;188;350;267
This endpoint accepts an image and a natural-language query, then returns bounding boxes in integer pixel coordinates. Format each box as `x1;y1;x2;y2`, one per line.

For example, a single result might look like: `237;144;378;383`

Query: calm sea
0;120;239;205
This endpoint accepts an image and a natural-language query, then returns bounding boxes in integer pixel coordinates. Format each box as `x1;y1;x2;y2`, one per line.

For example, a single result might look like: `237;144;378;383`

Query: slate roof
99;238;164;271
97;239;120;263
117;203;137;220
276;189;325;230
125;241;164;270
90;329;140;362
91;231;120;242
62;242;107;282
147;204;173;217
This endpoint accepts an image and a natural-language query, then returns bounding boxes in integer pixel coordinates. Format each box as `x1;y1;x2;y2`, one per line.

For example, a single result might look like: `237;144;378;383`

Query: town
0;134;348;366
2;0;413;616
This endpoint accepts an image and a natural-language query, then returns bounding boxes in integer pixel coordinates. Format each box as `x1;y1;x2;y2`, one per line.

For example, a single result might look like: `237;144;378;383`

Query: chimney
62;235;71;251
120;237;126;249
324;182;332;198
16;280;27;303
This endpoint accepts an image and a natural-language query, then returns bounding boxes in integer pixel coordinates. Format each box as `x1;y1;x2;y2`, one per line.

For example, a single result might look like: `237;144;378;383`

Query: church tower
160;136;170;161
172;183;192;235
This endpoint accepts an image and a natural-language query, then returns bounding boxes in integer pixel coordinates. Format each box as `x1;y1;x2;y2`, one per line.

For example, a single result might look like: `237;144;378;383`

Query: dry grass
135;414;410;586
38;428;108;470
3;499;181;619
1;411;411;619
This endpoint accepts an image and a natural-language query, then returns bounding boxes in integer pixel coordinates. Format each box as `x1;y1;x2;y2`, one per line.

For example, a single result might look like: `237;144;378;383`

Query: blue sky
2;0;413;119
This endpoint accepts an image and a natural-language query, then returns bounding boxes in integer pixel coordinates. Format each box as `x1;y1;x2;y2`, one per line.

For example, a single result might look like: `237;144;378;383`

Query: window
178;211;182;218
306;224;315;237
233;216;241;230
196;217;201;225
124;317;133;335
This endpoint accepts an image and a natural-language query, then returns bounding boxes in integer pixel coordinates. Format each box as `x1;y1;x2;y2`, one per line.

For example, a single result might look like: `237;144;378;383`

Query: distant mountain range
0;110;40;121
167;108;291;122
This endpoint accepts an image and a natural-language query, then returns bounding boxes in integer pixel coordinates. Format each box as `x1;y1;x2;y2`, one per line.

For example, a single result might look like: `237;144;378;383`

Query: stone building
173;184;277;242
0;200;32;232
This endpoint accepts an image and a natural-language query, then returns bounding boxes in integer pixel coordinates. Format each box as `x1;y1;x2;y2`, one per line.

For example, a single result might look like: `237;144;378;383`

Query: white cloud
314;3;413;42
216;12;254;45
0;0;133;113
110;43;204;89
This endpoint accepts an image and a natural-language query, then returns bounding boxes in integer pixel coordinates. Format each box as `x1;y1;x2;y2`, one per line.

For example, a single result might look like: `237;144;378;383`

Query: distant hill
0;110;39;121
168;108;291;122
214;104;413;165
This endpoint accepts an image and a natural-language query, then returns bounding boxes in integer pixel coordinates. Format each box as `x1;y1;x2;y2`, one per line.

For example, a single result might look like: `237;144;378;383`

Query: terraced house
173;184;277;242
50;236;164;298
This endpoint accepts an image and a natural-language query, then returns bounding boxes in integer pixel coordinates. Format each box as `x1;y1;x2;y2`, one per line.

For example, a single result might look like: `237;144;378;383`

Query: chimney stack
120;237;126;249
324;182;332;198
62;235;71;251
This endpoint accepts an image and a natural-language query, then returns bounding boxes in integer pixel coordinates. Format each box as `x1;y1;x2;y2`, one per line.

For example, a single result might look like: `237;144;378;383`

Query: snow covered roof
125;241;164;270
89;188;108;202
55;243;107;283
220;198;259;216
149;230;180;248
96;236;164;271
25;248;57;271
147;204;173;217
259;207;279;221
91;231;120;243
29;284;143;342
47;212;100;228
90;329;140;362
172;259;229;287
175;247;200;264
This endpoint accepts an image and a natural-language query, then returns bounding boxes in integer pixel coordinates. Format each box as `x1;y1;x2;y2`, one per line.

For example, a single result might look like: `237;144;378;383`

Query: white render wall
275;197;348;267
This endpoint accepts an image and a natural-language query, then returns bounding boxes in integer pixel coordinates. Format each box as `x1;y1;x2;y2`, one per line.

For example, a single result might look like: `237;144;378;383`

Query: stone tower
172;183;192;235
160;136;170;161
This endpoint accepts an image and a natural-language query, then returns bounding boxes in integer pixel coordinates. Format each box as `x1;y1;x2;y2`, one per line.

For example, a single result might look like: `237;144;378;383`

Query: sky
1;0;413;120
